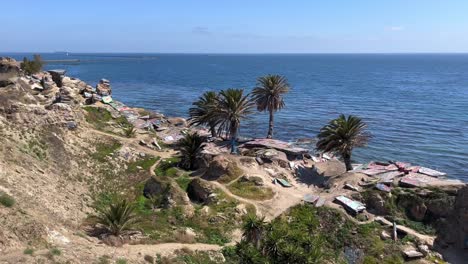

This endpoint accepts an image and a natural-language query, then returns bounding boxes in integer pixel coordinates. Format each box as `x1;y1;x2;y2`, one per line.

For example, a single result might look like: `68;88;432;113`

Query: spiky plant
316;114;371;171
189;91;220;137
122;125;136;138
94;200;139;236
210;88;255;152
179;132;204;170
242;214;267;249
252;75;290;139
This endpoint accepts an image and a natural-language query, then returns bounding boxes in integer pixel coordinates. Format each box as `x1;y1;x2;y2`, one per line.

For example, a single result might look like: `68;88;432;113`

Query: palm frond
252;74;290;112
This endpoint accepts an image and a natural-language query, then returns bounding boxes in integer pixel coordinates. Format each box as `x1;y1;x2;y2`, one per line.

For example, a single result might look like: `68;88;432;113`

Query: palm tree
94;200;139;236
179;132;204;170
211;88;255;153
316;114;371;171
252;75;290;139
242;214;267;249
189;91;219;137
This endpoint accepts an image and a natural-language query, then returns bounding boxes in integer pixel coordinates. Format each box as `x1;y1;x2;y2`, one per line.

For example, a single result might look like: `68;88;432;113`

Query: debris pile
354;161;463;188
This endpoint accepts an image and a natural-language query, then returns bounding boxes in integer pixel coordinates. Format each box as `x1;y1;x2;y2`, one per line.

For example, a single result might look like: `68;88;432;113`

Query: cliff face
437;186;468;248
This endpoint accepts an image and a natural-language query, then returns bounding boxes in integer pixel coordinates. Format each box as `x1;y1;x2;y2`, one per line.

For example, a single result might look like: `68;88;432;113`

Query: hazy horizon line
3;51;468;55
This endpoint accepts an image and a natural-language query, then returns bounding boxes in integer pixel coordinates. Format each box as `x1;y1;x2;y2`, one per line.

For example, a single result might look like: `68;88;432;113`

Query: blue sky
2;0;468;53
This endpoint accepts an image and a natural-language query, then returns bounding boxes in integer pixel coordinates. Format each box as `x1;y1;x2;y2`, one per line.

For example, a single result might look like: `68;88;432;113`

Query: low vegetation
227;179;274;200
92;199;139;236
225;204;405;264
0;192;15;207
91;140;122;162
122;125;136;138
20;54;43;75
179;132;204;170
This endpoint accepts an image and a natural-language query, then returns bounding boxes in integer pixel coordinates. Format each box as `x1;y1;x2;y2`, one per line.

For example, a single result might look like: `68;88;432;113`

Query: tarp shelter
273;178;292;187
102;96;113;104
335;195;366;214
376;183;392;192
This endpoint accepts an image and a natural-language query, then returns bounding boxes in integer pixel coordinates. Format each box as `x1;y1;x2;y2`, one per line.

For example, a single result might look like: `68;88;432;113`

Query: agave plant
189;91;219;137
94;200;139;236
252;75;290;139
242;214;267;249
316;114;371;171
210;88;255;152
122;125;136;138
179;132;204;170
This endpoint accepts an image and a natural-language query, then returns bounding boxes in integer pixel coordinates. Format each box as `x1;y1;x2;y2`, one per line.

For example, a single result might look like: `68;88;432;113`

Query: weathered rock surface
255;148;289;168
96;78;111;96
0;57;20;81
202;154;244;182
436;185;468;248
314;160;347;177
187;178;217;204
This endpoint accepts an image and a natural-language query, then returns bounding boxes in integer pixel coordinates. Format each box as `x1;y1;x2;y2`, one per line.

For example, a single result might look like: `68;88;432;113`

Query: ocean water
5;53;468;181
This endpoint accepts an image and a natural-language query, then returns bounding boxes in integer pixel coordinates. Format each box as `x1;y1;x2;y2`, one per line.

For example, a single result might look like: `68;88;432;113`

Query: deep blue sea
5;53;468;181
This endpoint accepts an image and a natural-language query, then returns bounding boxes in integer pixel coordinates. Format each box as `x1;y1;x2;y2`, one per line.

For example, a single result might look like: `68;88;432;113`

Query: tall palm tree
252;75;290;139
316;114;371;171
189;91;219;137
211;88;255;153
242;214;267;249
179;132;204;170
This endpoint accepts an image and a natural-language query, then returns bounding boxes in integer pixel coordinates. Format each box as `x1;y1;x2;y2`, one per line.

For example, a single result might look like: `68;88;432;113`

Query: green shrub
49;248;61;256
0;193;15;207
93;199;139;235
21;55;43;75
116;258;127;264
23;248;34;255
122;125;136;138
227;180;274;200
175;175;191;191
91;141;122;162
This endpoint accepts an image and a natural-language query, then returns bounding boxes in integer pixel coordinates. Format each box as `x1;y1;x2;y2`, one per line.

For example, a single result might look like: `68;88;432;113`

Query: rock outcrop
187;178;217;204
202;154;244;182
96;78;111;96
0;57;20;84
436;185;468;248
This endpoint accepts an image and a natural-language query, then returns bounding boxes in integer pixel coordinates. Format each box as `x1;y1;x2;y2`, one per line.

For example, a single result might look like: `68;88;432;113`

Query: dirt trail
375;216;435;246
88;128;176;159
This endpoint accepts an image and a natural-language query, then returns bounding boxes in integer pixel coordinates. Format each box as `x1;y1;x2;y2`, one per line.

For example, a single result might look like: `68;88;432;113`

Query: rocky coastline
0;57;467;263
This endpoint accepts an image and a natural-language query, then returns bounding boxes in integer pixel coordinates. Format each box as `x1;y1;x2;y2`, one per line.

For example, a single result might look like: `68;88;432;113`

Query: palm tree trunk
209;122;217;138
343;152;353;171
267;109;274;139
230;124;238;154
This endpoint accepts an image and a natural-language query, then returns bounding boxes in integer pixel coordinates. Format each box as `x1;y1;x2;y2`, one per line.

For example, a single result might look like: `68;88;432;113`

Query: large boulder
143;177;169;199
167;117;187;127
0;57;20;82
364;191;390;215
96;79;111;96
313;160;346;177
256;149;289;168
187;178;217;204
202;154;244;182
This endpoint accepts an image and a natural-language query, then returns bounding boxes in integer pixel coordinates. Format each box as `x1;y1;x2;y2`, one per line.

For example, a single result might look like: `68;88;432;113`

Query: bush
49;248;61;256
93;200;139;235
123;125;136;138
23;248;34;255
21;54;43;75
0;192;15;207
